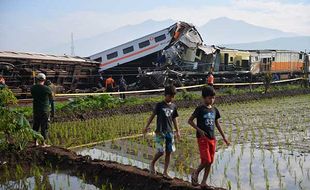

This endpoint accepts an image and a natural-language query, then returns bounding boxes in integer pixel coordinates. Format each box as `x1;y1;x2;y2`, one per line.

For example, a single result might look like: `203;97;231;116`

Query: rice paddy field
71;94;310;190
1;94;310;190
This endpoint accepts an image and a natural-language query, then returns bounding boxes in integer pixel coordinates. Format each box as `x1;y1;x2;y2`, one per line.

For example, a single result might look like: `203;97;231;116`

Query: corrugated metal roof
0;51;95;63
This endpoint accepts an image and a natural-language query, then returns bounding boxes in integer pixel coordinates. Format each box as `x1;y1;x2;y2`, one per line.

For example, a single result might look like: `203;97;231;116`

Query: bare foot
149;164;156;175
42;142;51;147
163;173;173;180
35;140;39;146
200;184;215;190
191;172;199;186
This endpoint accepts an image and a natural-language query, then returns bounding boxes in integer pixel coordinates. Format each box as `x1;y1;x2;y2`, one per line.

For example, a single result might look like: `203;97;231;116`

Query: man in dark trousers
119;75;127;99
31;73;53;147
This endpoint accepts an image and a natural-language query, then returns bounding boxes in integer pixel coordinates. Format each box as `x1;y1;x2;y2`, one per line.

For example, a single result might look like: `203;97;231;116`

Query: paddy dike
54;88;310;122
0;145;226;190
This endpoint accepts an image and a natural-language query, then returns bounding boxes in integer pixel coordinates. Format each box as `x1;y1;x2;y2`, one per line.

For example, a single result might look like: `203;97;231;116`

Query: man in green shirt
31;73;53;147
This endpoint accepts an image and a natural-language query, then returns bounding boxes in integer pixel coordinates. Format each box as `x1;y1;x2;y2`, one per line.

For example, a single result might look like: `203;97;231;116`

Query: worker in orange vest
105;75;115;92
0;75;6;90
207;72;214;86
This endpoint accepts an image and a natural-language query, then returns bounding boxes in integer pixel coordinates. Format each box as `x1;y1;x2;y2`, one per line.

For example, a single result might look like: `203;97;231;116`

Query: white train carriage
89;24;176;73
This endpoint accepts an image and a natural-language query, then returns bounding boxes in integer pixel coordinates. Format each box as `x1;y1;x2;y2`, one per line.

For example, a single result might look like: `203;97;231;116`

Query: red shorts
197;137;216;164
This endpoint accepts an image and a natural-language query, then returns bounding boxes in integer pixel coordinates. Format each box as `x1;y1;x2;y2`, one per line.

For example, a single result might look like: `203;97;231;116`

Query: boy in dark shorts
143;85;181;179
188;86;230;188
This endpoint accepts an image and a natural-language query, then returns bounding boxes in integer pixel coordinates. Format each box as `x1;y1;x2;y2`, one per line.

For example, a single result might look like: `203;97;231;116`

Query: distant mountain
223;36;310;51
43;17;304;56
43;19;175;56
199;17;296;45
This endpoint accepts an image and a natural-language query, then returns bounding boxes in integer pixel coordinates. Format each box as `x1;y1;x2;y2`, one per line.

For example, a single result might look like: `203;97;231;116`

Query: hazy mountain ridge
223;36;310;51
43;17;307;56
199;17;296;45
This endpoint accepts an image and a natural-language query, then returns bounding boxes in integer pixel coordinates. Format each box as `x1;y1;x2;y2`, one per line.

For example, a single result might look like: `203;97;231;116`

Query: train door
224;53;229;70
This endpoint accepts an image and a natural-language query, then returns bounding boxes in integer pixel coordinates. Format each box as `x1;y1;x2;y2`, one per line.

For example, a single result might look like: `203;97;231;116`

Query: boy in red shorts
188;86;230;188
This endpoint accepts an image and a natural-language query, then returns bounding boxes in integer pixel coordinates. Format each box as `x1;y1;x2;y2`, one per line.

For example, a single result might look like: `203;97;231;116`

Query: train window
94;57;102;62
139;40;150;48
107;52;118;60
299;53;303;60
154;34;166;42
272;57;275;61
123;46;134;54
230;57;233;62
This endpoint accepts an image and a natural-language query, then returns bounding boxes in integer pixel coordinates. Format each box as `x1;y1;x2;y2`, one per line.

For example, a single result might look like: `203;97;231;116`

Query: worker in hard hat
105;75;115;92
31;73;53;147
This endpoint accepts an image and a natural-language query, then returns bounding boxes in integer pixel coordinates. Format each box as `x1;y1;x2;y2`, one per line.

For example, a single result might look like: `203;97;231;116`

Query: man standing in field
118;75;127;99
31;73;53;147
143;85;181;179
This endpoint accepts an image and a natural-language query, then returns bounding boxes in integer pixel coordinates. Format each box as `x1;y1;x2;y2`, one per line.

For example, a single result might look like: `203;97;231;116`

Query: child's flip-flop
191;173;199;186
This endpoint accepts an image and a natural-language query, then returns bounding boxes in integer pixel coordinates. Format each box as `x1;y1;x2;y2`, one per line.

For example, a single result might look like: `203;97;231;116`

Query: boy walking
143;85;181;179
188;86;230;188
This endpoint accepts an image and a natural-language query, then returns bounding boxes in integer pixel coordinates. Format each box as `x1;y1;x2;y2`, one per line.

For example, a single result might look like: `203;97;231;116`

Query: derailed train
0;51;99;95
0;21;309;93
89;21;309;89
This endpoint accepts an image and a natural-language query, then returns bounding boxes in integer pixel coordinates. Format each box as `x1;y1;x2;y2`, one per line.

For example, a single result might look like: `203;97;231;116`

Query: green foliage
179;90;200;100
0;87;17;106
14;83;306;118
62;94;123;111
0;87;43;150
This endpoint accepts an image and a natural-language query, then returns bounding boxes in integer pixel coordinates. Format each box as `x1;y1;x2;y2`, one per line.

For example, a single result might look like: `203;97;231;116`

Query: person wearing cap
31;73;53;147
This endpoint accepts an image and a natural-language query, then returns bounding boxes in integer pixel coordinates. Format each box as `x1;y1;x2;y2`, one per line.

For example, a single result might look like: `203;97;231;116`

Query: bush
0;87;43;150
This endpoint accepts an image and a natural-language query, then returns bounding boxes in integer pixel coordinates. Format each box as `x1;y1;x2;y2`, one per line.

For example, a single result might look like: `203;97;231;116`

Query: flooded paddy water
75;95;310;190
0;166;102;190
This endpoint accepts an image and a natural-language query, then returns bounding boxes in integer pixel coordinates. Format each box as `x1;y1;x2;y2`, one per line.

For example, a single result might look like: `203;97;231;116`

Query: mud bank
54;88;310;122
0;145;226;190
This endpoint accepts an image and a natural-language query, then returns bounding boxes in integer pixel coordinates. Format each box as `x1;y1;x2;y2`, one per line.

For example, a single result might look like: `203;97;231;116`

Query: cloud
38;0;310;39
0;0;309;53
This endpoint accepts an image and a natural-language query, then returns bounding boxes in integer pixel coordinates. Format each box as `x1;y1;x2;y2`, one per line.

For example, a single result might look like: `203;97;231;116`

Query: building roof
0;51;96;63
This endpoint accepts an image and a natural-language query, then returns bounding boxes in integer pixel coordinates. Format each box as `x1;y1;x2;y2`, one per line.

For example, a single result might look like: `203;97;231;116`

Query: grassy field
15;83;305;119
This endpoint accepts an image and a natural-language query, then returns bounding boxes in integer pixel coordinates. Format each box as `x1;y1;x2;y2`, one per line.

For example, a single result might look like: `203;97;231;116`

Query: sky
0;0;309;53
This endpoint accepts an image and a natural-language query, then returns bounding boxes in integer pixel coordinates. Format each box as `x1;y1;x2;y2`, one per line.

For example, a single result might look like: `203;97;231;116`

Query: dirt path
53;88;310;122
0;145;226;190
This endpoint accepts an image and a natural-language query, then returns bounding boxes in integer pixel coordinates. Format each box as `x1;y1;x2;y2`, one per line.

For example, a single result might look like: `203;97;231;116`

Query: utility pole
71;32;75;56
